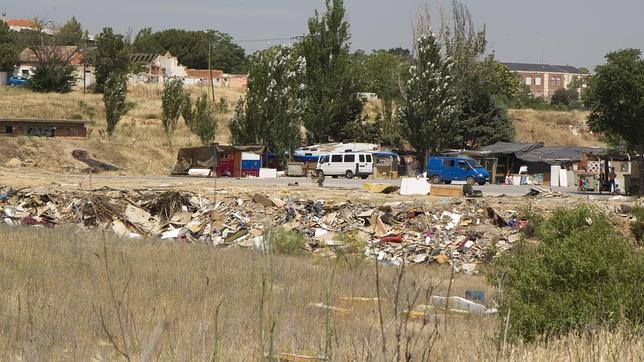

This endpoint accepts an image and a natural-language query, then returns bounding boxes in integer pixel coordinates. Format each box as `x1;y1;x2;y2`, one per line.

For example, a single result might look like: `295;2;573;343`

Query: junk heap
0;186;529;271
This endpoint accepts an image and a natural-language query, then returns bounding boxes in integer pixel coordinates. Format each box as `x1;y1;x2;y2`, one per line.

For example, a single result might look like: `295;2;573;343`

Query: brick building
501;62;587;98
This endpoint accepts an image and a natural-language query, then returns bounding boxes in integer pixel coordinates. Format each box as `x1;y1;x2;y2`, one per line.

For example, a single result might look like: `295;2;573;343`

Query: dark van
426;157;490;185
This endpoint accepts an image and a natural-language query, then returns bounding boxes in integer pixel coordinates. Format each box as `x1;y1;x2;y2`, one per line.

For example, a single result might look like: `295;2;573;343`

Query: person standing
608;167;617;194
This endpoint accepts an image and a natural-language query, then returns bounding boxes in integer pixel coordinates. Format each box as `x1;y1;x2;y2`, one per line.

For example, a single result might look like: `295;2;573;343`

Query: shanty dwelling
172;144;265;177
501;62;587;98
474;142;602;186
0;118;87;137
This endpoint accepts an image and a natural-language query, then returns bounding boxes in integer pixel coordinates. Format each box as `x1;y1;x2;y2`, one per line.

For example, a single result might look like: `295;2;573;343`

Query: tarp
518;146;604;164
479;142;543;155
172;144;219;175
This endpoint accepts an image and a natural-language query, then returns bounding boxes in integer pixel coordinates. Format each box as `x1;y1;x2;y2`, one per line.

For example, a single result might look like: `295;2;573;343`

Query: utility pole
208;41;215;103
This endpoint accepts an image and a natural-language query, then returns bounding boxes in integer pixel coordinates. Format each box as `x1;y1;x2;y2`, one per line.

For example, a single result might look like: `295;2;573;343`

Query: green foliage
57;17;84;46
94;28;130;93
266;227;306;255
161;78;185;138
103;72;129;138
550;88;580;108
300;0;364;143
0;43;19;71
185;94;218;144
585;48;644;195
230;45;305;164
181;92;193;126
455;58;515;148
631;206;644;242
397;32;459;165
133;28;246;73
351;50;409;145
490;206;643;342
28;63;75;93
0;21;20;72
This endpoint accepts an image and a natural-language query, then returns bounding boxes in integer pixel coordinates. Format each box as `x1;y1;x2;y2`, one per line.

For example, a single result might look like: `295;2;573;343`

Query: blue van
426;157;490;185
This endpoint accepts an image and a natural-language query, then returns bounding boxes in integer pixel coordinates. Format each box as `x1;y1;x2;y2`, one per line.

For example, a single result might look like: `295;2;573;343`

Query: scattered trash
0;186;535;270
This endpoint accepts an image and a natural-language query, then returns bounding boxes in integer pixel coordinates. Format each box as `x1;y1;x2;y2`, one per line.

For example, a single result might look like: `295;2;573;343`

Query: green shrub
266;228;306;255
489;205;643;342
631;207;644;243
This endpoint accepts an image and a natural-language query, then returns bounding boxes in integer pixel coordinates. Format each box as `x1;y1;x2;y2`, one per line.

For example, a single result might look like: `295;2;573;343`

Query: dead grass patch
0;226;639;361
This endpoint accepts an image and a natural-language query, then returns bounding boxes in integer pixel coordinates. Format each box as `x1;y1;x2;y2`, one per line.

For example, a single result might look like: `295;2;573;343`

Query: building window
525;76;532;85
535;77;542;86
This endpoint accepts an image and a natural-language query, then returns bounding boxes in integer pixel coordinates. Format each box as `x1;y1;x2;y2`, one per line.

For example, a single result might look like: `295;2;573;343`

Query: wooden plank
430;185;463;197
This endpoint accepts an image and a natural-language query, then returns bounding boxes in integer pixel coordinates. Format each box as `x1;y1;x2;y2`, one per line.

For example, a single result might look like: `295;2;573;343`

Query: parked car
7;76;29;86
316;152;374;179
426;156;490;185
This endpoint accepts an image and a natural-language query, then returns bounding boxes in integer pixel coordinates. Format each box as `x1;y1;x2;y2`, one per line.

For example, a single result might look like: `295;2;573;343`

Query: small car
7;76;29;86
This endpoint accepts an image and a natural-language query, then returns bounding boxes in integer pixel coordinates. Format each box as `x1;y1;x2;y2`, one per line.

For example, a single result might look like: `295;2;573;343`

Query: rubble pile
0;186;528;270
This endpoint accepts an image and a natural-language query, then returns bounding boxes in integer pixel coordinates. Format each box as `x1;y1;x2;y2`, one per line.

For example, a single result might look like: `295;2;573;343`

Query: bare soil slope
510;108;604;147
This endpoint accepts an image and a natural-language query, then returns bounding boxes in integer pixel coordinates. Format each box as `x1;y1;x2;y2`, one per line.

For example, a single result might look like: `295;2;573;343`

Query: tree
0;44;19;72
585;48;644;196
352;50;410;146
161;78;185;139
550;87;579;107
414;0;514;149
0;21;20;72
397;32;459;167
25;19;79;93
132;28;246;73
300;0;364;143
94;28;130;93
185;94;218;144
103;72;129;139
229;45;306;164
57;17;83;46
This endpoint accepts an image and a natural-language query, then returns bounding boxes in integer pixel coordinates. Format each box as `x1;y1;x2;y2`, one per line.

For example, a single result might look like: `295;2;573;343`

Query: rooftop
0;118;88;124
501;62;584;74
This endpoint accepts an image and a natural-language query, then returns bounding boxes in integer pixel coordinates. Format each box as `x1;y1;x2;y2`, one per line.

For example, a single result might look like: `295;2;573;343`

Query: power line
234;36;300;44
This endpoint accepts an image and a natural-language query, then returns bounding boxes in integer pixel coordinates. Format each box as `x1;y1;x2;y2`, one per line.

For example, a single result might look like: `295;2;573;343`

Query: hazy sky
2;0;643;68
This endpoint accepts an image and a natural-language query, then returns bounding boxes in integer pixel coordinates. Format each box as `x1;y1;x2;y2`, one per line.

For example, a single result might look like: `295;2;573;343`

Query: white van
316;153;373;179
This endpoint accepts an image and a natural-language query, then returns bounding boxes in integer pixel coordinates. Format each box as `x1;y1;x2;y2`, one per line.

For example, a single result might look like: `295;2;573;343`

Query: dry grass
0;85;243;175
510;108;605;147
0;226;640;361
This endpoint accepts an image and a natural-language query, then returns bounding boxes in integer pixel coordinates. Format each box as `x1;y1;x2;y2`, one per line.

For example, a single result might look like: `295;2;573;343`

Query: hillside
0;85;242;175
510;108;604;147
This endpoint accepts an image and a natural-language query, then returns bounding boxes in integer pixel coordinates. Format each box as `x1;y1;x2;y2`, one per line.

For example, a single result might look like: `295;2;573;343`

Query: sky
2;0;643;69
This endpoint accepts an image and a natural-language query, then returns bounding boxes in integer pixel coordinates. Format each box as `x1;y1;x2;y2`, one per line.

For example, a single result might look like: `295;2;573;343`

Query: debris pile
0;186;529;269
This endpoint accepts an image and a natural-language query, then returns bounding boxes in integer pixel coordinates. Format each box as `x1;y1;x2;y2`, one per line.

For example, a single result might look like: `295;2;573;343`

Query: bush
489;205;643;342
28;63;76;93
550;88;580;108
631;207;644;243
266;227;306;255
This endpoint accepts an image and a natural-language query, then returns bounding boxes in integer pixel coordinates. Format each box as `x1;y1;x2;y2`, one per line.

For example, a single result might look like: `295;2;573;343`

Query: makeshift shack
475;142;602;186
372;152;400;179
582;150;639;194
171;144;264;177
